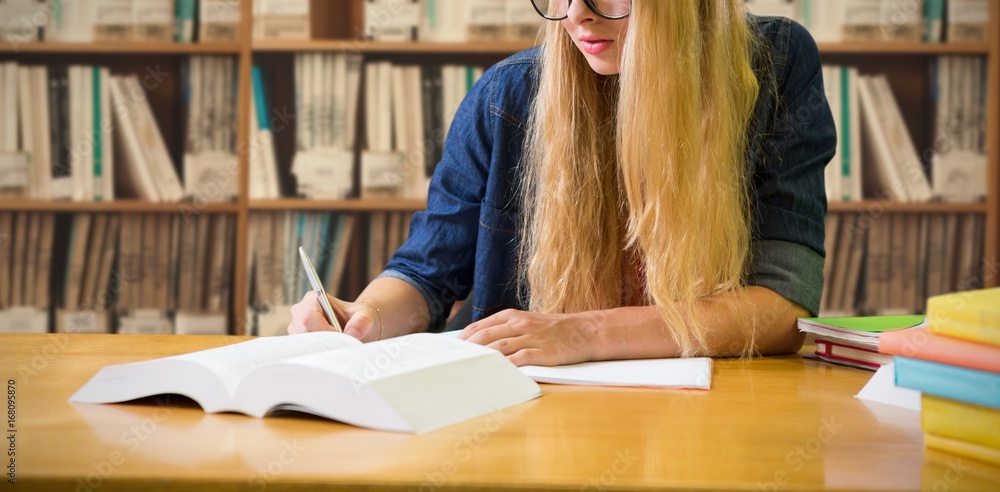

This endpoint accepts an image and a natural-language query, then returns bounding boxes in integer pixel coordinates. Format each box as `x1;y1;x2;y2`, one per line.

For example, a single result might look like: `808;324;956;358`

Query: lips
580;36;613;54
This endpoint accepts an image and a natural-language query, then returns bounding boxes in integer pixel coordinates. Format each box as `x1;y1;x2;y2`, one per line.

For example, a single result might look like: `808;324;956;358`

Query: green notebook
797;315;927;348
800;315;926;333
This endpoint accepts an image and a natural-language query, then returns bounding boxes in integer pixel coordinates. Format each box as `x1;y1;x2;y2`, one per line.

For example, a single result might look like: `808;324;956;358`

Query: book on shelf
248;65;281;199
247;211;367;335
287;53;362;200
932;55;988;203
361;60;484;199
252;0;309;40
363;0;542;43
199;0;241;42
2;0;176;43
69;331;543;434
0;212;54;333
183;55;238;202
946;0;990;42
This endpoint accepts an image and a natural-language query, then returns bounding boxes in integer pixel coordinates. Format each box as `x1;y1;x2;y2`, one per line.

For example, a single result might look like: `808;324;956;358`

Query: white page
437;330;713;389
520;358;712;389
855;363;921;412
174;331;360;390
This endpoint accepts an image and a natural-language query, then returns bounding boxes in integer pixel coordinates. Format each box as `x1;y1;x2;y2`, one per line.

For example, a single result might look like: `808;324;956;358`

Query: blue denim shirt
382;16;836;329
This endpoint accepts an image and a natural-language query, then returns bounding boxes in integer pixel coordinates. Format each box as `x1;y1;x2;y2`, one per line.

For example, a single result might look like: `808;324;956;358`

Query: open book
69;332;541;434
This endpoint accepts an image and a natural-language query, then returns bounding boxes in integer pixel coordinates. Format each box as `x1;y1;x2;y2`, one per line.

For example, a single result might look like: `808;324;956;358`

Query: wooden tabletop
2;333;998;491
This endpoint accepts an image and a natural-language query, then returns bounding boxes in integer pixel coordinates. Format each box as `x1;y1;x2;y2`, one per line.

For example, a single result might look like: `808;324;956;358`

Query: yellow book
926;288;1000;346
924;433;1000;467
923;395;1000;449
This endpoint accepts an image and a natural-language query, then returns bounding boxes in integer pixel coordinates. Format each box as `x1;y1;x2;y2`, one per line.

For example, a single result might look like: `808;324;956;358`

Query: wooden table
2;333;998;491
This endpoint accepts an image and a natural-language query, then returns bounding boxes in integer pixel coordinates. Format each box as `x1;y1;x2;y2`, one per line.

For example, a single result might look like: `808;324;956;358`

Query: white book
404;66;428;198
857;76;909;201
46;0;97;42
123;76;184;201
331;54;348;149
390;65;407;152
871;75;932;201
807;0;845;42
1;63;17;152
363;62;379;151
30;66;52;200
0;65;7;154
317;53;333;148
744;0;801;21
294;53;306;151
109;77;160;201
186;56;204;154
822;66;843;203
81;66;95;200
99;67;114;201
199;0;241;42
376;62;394;152
465;0;506;41
310;53;324;149
946;0;989;43
344;55;363;149
846;66;862;201
132;0;175;41
300;53;315;150
248;90;267;199
68;66;85;201
70;332;541;434
257;0;310;40
94;0;134;41
16;67;35;197
841;0;882;41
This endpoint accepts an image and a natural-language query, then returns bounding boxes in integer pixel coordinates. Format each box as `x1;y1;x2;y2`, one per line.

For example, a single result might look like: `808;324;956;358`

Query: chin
585;58;620;75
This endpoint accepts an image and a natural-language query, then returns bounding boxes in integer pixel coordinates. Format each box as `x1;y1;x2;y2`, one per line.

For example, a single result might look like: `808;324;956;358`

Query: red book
878;327;1000;374
813;338;892;371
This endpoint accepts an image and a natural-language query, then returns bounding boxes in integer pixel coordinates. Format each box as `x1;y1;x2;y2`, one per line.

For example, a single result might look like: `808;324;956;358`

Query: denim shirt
382;16;836;329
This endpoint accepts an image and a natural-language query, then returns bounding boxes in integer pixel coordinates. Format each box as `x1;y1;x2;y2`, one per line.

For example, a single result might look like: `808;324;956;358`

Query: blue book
894;356;1000;410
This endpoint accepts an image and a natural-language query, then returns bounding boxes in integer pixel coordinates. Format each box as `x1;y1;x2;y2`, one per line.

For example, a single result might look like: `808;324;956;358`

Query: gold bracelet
359;299;383;341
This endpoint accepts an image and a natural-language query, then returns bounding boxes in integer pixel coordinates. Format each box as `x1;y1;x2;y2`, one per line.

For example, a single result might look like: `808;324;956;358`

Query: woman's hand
288;291;377;341
457;309;600;366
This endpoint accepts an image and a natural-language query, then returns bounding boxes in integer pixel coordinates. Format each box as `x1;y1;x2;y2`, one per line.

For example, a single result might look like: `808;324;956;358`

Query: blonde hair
520;0;764;356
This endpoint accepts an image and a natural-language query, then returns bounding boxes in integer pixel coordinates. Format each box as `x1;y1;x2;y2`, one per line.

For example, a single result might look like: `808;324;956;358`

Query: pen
298;246;343;333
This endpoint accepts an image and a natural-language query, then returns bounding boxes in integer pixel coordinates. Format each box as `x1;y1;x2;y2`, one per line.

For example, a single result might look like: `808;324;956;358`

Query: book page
175;331;360;391
282;333;491;383
519;358;713;389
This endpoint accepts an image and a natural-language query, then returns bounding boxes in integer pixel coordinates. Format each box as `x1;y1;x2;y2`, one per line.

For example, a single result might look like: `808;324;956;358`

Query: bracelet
359;299;384;341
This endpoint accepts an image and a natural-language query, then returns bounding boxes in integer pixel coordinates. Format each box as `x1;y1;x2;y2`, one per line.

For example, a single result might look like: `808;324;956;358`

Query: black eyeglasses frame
530;0;632;21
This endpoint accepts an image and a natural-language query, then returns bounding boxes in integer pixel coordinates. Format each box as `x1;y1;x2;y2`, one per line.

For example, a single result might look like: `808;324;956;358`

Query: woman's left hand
457;309;600;366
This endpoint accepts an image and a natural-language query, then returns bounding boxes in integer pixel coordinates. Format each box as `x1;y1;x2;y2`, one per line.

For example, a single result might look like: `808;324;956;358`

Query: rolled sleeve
746;239;825;316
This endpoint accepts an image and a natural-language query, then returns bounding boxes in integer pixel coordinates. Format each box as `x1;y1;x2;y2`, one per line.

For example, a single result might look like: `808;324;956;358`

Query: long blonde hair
520;0;764;356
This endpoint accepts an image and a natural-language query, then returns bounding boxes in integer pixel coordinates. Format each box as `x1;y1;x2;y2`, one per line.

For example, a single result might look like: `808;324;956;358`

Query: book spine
923;394;1000;449
894;356;1000;409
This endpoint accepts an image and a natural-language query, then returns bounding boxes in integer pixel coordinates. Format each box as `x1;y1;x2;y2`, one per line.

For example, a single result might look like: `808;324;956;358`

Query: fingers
506;348;547;367
343;311;374;341
458;309;513;340
287;291;338;334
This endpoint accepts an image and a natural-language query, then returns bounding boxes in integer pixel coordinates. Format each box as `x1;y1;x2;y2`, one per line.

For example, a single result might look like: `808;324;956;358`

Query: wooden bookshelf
0;200;240;213
816;42;990;55
249;199;427;212
0;42;241;54
3;0;998;334
827;201;990;214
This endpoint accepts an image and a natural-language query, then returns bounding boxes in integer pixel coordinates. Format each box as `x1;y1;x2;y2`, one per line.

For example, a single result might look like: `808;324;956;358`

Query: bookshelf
1;0;997;334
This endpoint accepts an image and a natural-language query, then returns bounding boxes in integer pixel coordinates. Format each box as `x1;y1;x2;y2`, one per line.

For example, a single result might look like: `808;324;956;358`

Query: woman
289;0;836;366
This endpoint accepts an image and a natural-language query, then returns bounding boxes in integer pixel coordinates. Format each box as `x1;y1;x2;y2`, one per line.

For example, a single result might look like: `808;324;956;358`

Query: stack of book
797;315;926;370
880;288;1000;466
744;0;990;43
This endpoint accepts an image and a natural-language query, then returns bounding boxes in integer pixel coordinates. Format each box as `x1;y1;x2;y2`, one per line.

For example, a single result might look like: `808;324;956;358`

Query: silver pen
298;246;343;333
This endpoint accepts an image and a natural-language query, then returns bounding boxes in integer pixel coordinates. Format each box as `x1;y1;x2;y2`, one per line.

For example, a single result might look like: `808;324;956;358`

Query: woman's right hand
288;291;376;341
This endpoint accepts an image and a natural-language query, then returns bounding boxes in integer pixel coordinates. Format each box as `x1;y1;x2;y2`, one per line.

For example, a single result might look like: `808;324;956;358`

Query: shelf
253;40;536;54
0;42;242;55
816;42;990;55
252;39;991;56
249;198;427;212
827;200;989;214
0;200;240;213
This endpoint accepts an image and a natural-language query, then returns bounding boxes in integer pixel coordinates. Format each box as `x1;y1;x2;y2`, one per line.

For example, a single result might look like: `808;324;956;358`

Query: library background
0;0;996;336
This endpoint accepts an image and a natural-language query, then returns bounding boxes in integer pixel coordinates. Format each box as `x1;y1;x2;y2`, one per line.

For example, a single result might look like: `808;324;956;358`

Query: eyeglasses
530;0;631;21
